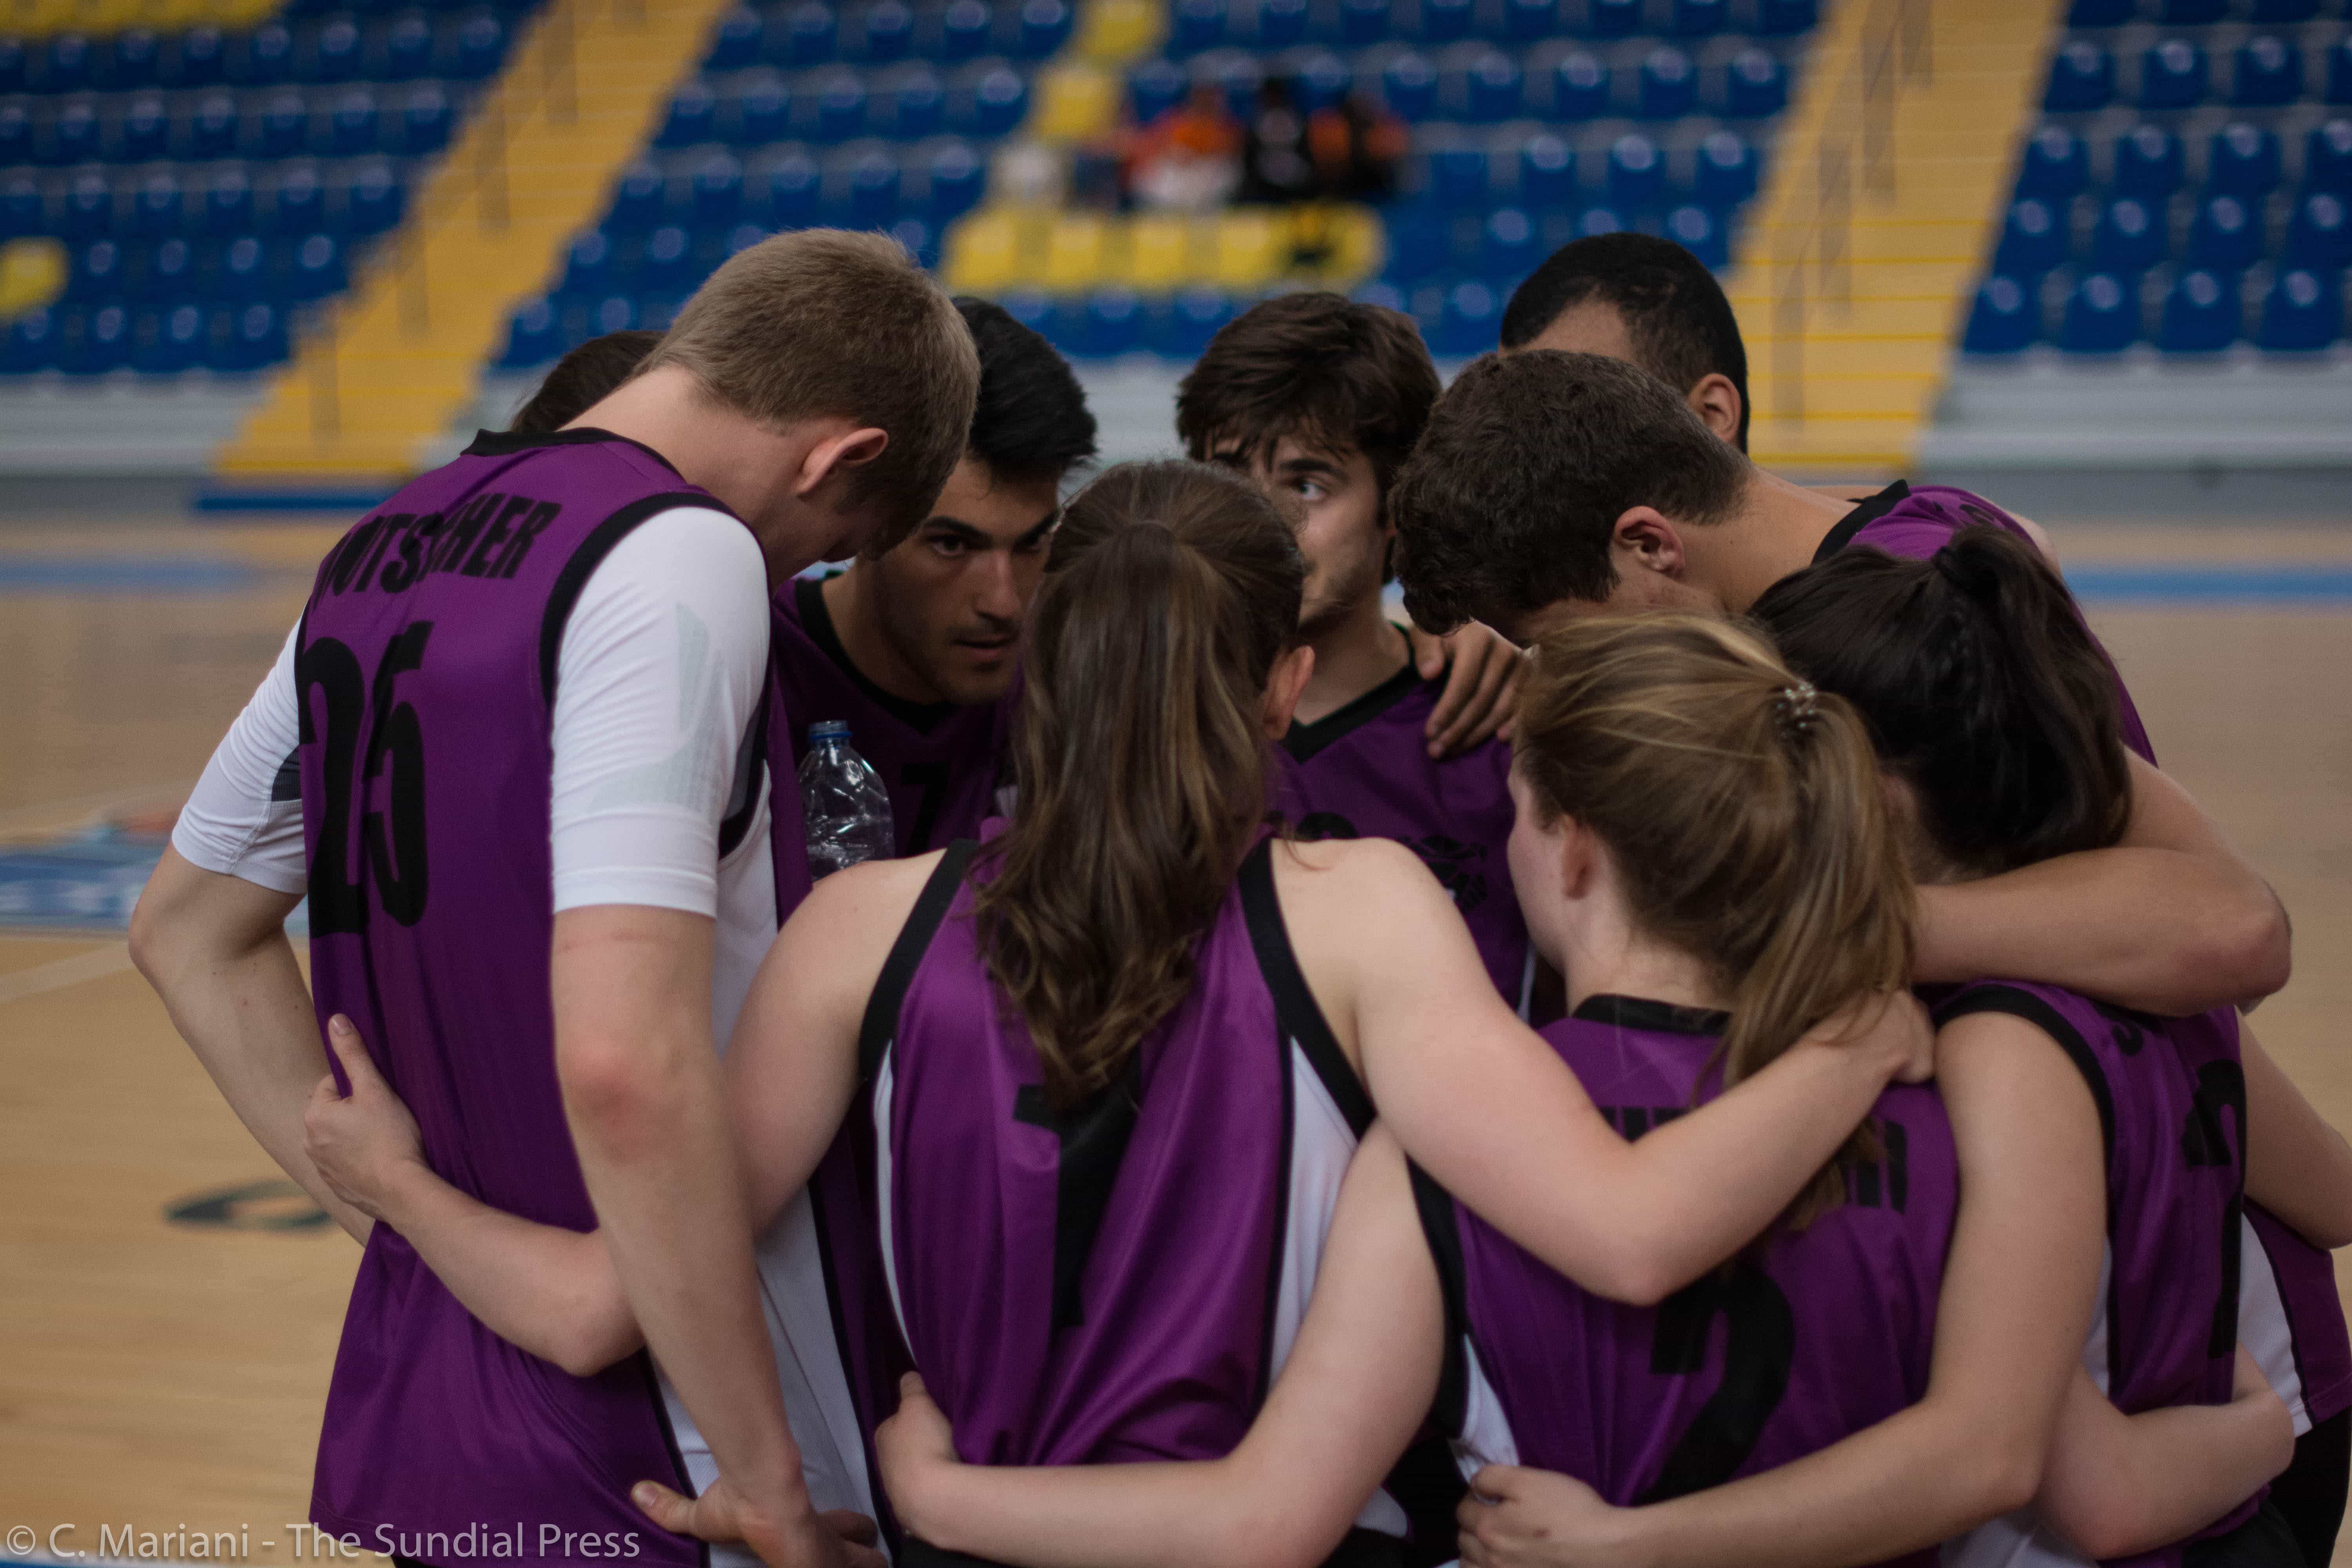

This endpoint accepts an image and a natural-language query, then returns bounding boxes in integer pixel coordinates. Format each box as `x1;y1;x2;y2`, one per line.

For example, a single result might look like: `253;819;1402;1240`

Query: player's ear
793;425;889;497
1262;644;1315;738
1553;813;1601;902
1610;507;1687;581
1686;374;1743;448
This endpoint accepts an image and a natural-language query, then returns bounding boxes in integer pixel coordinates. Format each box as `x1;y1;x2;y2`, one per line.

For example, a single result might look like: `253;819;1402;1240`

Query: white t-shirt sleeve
548;505;770;917
172;621;309;895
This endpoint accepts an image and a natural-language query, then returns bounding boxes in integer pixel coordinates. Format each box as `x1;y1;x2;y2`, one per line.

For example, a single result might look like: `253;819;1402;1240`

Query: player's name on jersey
317;493;566;597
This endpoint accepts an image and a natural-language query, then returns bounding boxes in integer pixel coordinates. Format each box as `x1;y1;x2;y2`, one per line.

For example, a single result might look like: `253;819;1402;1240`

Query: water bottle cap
808;720;851;743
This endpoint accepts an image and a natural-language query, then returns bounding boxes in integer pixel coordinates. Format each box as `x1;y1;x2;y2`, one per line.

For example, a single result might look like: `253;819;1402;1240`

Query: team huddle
129;227;2352;1568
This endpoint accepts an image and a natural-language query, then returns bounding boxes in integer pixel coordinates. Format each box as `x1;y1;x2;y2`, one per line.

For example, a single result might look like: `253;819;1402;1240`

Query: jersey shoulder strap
856;838;979;1081
1934;983;2115;1167
1239;835;1374;1136
1409;1161;1472;1437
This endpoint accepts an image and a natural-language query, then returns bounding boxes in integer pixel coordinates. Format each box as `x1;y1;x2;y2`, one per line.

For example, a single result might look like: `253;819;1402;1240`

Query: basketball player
865;606;2323;1568
300;463;1930;1564
1178;292;1532;1005
509;329;664;434
130;230;978;1568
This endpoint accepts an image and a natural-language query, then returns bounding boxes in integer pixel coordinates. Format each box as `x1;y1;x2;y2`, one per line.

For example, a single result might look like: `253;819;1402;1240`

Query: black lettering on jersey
2093;1002;2149;1058
353;513;415;593
2182;1060;2248;1356
1639;1263;1796;1503
430;492;500;575
1413;833;1490;914
379;512;442;593
463;494;537;577
497;500;563;578
1958;503;2007;532
1601;1105;1687;1140
1293;811;1359;841
1884;1119;1909;1212
1851;1158;1881;1208
325;515;384;595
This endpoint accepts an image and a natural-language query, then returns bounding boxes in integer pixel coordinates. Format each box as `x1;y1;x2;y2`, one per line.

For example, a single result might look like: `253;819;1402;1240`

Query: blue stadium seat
1384;52;1438;120
1170;0;1225;53
2285;191;2352;272
1964;274;2038;352
183;91;241;159
561;228;614;293
2232;34;2302;108
2256;267;2341;350
271;167;326;234
1430;144;1488;207
692;151;744;221
0;104;31;167
1295;52;1352;113
384;12;435;79
637;223;699;290
2207;122;2280;196
1381;199;1448;277
1550;50;1607;118
2017;125;2088;199
1500;0;1552;43
398;84;452;153
1431;279;1499;356
217;300;288;371
961;61;1025;135
0;176;40;240
312;17;363;83
2250;0;2319;19
2066;0;2135;15
2113;123;2183;199
1483;205;1537;276
2154;0;2222;19
1993;197;2067;275
887;64;946;135
132;302;206;374
2188;192;2264;270
1337;0;1389;46
1695;130;1756;205
257;89;311;157
62;174;115;240
1067;286;1141;356
924;138;984;218
2090;196;2166;272
1464;49;1522;121
225;20;289;86
2058;270;2138;352
452;13;506;78
609;160;666;228
1722;47;1785;117
2330;38;2352;106
1000;287;1051;338
104;27;162;89
68;238;126;302
2140;39;2208;111
859;0;916;61
842;146;899;223
1130;58;1186;123
285;231;346;299
216;233;269;298
498;297;560;367
61;303;132;375
43;32;95;93
329;87;380;155
763;152;821;225
733;78;791;143
708;6;762;69
886;212;937;267
811;66;868;138
938;0;991;60
138;236;194;301
2308;120;2352;193
1756;0;1815;32
1588;0;1639;38
573;294;638;344
2043;39;2112;113
779;1;838;65
164;26;227;89
132;173;183;237
1671;0;1726;37
0;36;24;94
1520;133;1574;205
115;93;172;162
52;100;103;166
659;81;719;147
1638;45;1696;119
1417;0;1473;45
2;306;60;374
347;161;404;231
203;169;254;234
1663;202;1726;267
1253;0;1307;49
1605;132;1662;207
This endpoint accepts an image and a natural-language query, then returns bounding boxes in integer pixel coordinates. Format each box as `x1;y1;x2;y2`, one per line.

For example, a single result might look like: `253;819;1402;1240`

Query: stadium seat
43;33;95;93
1993;198;2067;276
0;105;31;167
731;77;791;144
0;176;40;241
1663;203;1726;267
1464;49;1522;122
139;236;191;303
1019;0;1073;56
183;90;241;158
163;26;227;89
51;100;102;166
659;81;719;147
257;89;310;158
764;152;821;225
1417;0;1472;45
1210;207;1283;287
638;223;700;291
607;162;664;230
1605;132;1662;207
329;87;380;156
1483;205;1537;277
132;301;205;374
886;212;938;267
1500;0;1551;43
2329;38;2352;106
2306;119;2352;193
2232;34;2302;109
2155;0;2224;20
1695;130;1756;205
1129;57;1185;123
1142;285;1227;354
2257;267;2341;350
999;287;1053;339
1252;0;1307;49
216;233;269;299
1170;0;1224;53
228;20;289;86
1337;0;1389;45
2058;270;2138;352
708;6;762;69
939;0;991;60
1295;52;1352;113
2043;40;2113;113
1068;285;1140;355
1431;278;1499;356
2207;122;2280;197
286;230;346;299
2188;193;2264;271
104;28;162;90
2250;0;2319;19
497;296;559;367
202;169;254;235
270;166;326;235
842;146;899;223
2113;123;2183;200
1637;46;1696;120
0;36;25;95
1671;0;1726;38
2;305;60;374
2139;39;2208;112
384;12;434;79
1550;50;1607;119
347;161;403;232
924;139;984;218
68;238;125;303
1520;132;1574;205
803;66;863;138
60;302;132;375
692;151;744;222
312;17;364;83
132;173;183;237
778;1;838;65
1380;198;1448;278
887;65;946;136
2017;125;2088;200
957;62;1025;136
1961;273;2042;347
113;94;172;162
1429;144;1488;207
1588;0;1639;38
61;175;114;240
2090;196;2167;273
452;13;507;78
561;228;614;294
1384;52;1438;120
398;84;452;152
217;299;288;371
1722;47;1785;118
1755;0;1813;31
2285;191;2352;272
859;0;916;61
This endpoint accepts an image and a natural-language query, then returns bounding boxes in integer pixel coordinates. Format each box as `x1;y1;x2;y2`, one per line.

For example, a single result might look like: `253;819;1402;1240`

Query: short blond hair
642;229;979;548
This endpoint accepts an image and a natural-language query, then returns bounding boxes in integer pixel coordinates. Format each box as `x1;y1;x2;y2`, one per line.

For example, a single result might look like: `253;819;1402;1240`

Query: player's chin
939;648;1018;704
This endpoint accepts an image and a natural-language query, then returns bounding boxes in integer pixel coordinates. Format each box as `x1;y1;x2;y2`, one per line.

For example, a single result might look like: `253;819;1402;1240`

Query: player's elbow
1961;1434;2046;1526
544;1318;642;1380
1582;1233;1681;1309
555;1035;684;1159
1207;1492;1358;1568
2198;891;2291;1009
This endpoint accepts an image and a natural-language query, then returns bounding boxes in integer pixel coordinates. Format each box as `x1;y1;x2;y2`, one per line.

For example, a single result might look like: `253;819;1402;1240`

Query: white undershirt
174;505;778;1034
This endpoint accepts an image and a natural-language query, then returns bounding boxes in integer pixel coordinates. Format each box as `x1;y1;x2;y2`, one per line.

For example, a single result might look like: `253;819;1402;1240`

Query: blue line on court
0;557;259;592
2067;565;2352;603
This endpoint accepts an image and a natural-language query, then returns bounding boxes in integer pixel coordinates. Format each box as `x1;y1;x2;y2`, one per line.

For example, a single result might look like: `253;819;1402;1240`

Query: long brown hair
976;461;1305;1111
1514;614;1914;1225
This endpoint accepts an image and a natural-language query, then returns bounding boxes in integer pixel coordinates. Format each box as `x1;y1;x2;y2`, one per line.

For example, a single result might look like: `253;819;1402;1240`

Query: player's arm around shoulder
725;851;945;1227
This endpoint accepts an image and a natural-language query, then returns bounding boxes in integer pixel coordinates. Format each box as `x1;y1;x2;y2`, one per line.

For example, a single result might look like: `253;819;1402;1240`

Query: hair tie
1773;681;1820;742
1932;548;1993;601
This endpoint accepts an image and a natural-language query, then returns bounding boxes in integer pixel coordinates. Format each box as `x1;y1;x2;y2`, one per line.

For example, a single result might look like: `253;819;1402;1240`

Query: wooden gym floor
2;514;2351;1560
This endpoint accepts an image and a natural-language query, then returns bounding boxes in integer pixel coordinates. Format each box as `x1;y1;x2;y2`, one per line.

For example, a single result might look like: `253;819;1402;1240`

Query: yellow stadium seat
1041;212;1112;291
1123;214;1192;290
1210;209;1286;290
1030;63;1119;146
0;238;68;319
1076;0;1161;65
942;209;1028;294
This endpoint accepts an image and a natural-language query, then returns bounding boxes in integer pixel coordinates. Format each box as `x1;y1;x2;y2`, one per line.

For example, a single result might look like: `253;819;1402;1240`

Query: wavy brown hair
975;461;1305;1111
1514;614;1915;1226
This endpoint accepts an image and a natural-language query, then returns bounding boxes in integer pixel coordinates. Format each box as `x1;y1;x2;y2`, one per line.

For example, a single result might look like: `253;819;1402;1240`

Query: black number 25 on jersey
299;623;434;935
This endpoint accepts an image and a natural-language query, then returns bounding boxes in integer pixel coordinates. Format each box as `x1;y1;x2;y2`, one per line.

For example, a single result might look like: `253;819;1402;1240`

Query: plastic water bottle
800;720;895;880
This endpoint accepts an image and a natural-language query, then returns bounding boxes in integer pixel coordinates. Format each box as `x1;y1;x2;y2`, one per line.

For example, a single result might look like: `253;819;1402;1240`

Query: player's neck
1557;925;1727;1019
821;568;953;707
1295;591;1409;726
1706;468;1858;614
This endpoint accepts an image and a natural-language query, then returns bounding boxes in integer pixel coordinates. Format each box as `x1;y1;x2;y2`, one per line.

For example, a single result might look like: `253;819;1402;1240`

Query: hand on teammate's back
630;1475;885;1568
1818;990;1936;1085
1457;1464;1624;1567
870;1372;965;1544
1406;620;1524;758
304;1015;427;1224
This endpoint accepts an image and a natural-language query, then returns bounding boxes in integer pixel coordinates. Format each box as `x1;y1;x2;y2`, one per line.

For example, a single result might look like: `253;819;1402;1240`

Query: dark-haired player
510;329;665;435
1179;291;1534;1009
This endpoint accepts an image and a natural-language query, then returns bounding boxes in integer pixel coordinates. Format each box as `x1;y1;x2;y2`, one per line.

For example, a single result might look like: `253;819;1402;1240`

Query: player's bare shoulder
1270;832;1453;918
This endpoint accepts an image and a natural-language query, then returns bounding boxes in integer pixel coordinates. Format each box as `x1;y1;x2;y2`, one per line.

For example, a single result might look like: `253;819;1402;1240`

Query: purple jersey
1936;982;2249;1568
772;576;1012;864
1277;662;1531;1007
298;429;744;1568
839;837;1404;1558
1423;994;1955;1568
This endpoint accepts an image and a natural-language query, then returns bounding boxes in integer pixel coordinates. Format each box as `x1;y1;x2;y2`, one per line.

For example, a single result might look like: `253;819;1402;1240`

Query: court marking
0;558;259;592
2067;565;2352;602
0;942;132;1005
0;780;194;840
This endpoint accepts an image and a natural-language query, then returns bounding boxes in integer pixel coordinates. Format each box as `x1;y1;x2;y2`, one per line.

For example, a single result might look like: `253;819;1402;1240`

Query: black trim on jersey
538;491;725;708
793;575;961;737
856;839;978;1082
1239;837;1375;1136
1410;1161;1474;1439
461;425;685;479
717;697;769;860
1014;1055;1145;1333
270;749;300;802
632;1348;711;1568
1573;993;1732;1038
1934;985;2116;1167
1282;655;1427;766
1811;479;1913;563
